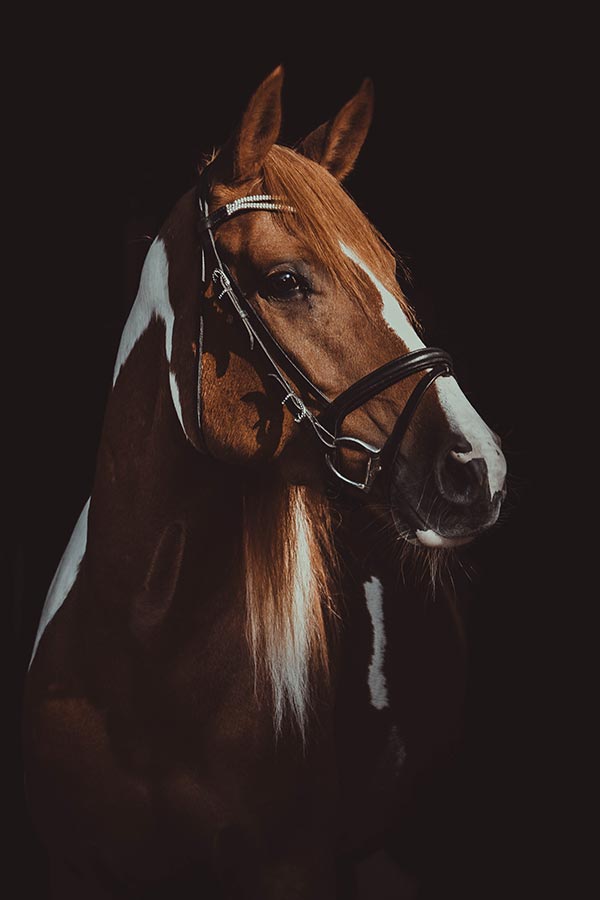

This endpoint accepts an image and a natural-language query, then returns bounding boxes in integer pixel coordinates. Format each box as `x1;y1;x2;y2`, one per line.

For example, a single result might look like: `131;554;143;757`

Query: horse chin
390;498;481;550
411;528;474;549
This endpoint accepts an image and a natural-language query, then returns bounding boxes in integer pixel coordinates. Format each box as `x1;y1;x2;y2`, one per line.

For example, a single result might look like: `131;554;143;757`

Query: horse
23;66;507;899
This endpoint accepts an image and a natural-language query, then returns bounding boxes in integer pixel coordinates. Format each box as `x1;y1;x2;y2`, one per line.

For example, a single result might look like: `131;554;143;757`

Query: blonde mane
236;145;416;737
243;471;338;740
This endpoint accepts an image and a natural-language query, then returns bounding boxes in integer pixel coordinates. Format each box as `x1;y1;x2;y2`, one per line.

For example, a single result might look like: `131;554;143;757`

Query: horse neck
86;192;246;598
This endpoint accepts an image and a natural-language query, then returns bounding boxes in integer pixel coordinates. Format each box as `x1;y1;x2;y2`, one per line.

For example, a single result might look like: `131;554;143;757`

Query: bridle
196;180;453;493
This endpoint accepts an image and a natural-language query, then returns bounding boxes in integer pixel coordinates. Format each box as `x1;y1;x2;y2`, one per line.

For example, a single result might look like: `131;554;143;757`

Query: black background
8;11;580;899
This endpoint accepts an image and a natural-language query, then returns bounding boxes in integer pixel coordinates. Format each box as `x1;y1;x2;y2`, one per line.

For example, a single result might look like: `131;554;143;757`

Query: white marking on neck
364;575;389;710
113;237;185;434
168;370;184;430
341;243;424;349
389;724;407;771
29;498;90;667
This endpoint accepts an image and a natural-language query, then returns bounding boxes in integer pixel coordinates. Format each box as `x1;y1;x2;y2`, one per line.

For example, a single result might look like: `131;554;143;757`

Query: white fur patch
29;498;90;666
168;370;184;431
434;376;507;498
112;237;185;434
364;575;389;710
341;243;423;349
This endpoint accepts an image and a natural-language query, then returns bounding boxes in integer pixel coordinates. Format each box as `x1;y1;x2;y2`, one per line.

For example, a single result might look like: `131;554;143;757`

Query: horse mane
242;469;338;740
214;144;420;737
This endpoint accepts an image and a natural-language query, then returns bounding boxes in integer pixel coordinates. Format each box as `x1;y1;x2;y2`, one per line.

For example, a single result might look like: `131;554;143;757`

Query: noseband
197;183;453;492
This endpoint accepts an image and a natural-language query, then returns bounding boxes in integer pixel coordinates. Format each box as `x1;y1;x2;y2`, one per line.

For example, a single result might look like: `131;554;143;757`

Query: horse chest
26;589;335;888
332;561;467;851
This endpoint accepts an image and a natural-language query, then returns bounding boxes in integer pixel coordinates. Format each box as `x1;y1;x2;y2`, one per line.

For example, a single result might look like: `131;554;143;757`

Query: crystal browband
198;195;295;232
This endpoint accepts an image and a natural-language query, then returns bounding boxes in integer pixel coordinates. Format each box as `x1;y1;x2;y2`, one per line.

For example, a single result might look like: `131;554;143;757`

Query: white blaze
364;575;389;710
29;498;90;666
435;377;506;497
341;244;424;350
341;244;506;501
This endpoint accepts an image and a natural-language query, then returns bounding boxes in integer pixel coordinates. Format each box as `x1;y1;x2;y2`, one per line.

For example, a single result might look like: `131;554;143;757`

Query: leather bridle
196;180;453;492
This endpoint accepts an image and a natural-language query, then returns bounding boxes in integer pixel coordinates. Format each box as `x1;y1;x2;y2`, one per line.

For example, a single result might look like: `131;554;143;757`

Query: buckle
325;435;382;492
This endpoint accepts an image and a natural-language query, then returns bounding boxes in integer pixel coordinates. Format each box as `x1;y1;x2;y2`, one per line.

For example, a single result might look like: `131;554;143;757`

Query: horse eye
262;271;306;301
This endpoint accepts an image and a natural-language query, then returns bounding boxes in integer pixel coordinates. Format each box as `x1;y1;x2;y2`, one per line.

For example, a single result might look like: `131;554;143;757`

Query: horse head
172;66;506;549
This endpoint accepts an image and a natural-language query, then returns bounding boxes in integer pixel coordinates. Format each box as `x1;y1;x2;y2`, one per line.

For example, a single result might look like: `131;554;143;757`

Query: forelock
261;145;410;316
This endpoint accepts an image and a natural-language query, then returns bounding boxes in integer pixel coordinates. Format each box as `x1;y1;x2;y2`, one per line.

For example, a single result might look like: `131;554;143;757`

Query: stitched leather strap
319;348;453;433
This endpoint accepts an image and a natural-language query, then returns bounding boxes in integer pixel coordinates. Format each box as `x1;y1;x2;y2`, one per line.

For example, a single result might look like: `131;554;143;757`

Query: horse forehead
218;213;308;263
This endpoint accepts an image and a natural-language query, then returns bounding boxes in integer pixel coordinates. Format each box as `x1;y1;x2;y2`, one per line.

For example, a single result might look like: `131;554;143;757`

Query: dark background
8;12;580;899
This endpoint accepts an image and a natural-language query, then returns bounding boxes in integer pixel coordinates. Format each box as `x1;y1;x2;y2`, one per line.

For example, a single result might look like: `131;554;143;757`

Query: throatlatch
196;181;453;492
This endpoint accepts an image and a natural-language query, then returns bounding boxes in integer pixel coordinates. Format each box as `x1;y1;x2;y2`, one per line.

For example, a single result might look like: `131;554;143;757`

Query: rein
196;182;453;492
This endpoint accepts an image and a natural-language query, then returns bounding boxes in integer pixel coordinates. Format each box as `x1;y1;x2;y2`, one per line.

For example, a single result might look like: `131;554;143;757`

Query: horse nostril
436;446;489;505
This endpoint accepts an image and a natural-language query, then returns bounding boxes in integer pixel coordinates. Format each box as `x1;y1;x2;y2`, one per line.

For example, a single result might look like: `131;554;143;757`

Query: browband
199;194;295;233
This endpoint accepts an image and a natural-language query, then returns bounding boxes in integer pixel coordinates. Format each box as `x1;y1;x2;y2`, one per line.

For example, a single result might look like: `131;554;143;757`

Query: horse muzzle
387;432;507;547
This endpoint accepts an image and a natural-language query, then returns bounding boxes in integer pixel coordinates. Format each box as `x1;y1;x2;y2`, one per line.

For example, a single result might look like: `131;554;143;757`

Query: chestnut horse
23;67;507;898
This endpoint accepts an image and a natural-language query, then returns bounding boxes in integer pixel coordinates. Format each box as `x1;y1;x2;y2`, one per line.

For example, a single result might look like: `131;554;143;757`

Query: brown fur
22;66;500;898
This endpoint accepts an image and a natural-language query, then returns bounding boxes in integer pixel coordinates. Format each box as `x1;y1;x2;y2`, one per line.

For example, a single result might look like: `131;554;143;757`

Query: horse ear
213;66;284;185
296;78;374;181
